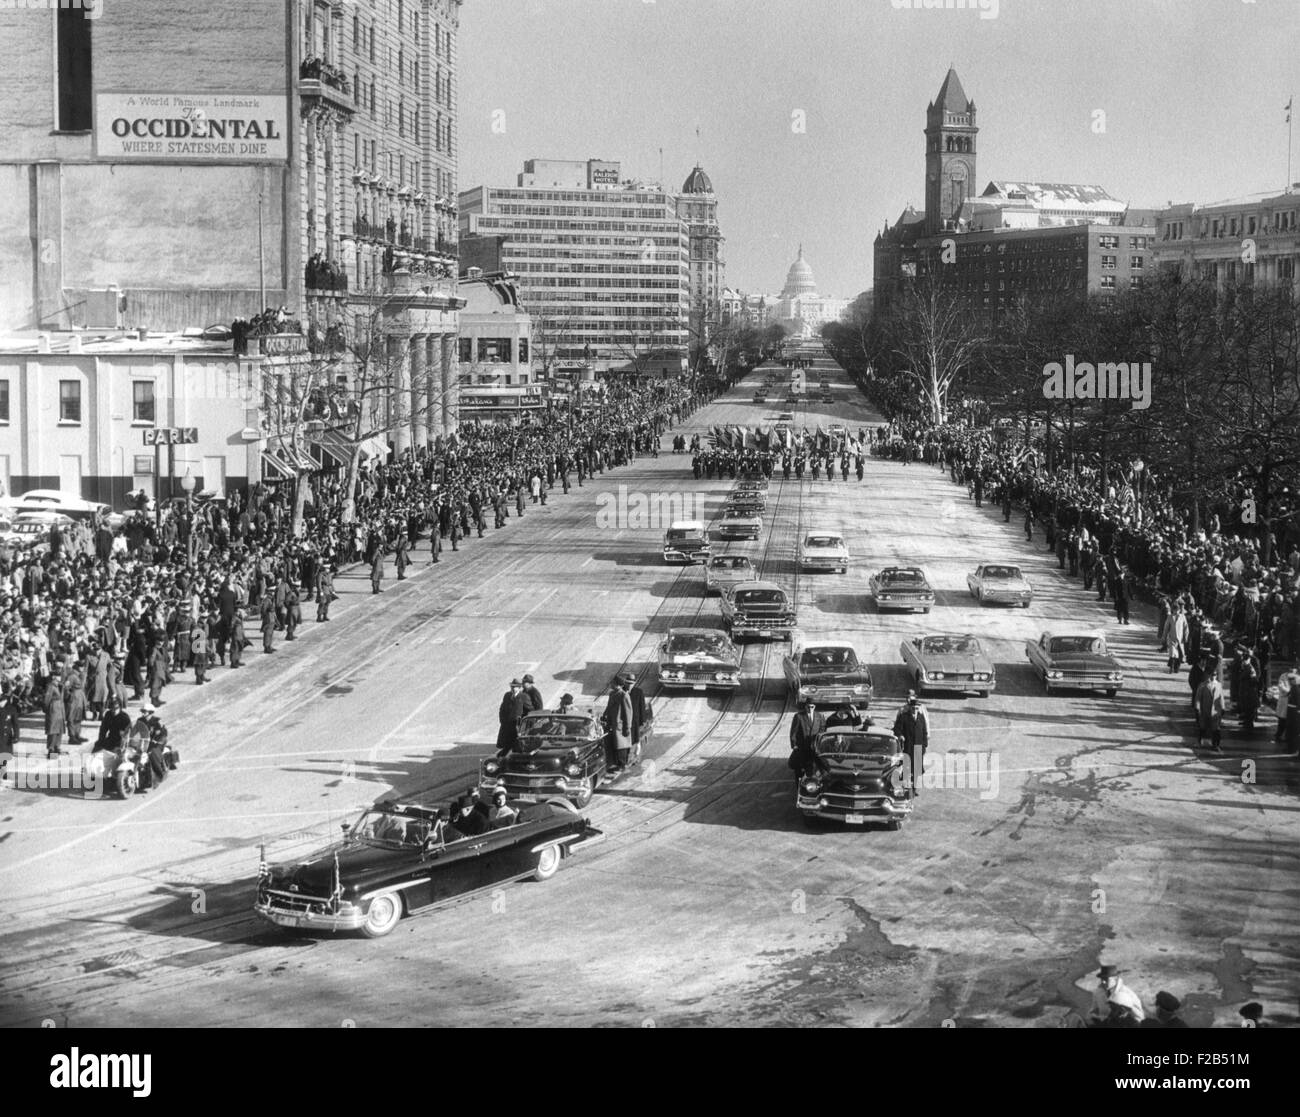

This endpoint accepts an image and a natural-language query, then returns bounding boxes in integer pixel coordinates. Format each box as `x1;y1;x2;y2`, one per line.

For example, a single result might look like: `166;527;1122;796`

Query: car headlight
1049;670;1063;680
853;684;869;694
554;777;568;789
973;673;987;682
932;672;945;680
565;763;582;778
483;760;500;775
801;779;821;795
879;593;891;601
1108;672;1122;682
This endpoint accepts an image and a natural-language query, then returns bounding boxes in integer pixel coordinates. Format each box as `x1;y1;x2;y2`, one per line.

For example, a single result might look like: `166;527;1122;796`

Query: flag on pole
1287;97;1294;124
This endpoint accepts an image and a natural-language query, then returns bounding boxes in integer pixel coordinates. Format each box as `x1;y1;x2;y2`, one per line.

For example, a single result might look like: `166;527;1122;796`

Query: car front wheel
572;781;595;808
533;843;562;882
361;892;404;938
115;767;138;799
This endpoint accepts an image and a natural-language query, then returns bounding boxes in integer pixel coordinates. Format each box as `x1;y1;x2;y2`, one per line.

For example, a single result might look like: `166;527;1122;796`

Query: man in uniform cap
1140;991;1187;1028
496;679;526;758
893;691;930;794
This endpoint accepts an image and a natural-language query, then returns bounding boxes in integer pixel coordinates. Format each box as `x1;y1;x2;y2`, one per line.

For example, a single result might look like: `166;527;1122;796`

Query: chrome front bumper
254;893;366;932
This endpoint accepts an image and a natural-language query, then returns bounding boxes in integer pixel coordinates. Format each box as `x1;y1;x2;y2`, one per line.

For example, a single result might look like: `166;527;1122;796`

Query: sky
458;0;1300;300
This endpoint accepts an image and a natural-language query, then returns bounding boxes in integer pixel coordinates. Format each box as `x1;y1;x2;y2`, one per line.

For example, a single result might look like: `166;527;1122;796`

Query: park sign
143;427;198;446
95;93;289;163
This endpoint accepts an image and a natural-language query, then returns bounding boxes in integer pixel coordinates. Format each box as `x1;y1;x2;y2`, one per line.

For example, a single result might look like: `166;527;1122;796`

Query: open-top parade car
869;566;935;613
705;553;758;592
727;487;766;514
716;509;763;541
796;726;913;829
657;627;742;691
782;636;873;705
254;797;599;938
799;530;850;573
480;708;642;808
663;519;712;564
1025;629;1124;696
967;563;1033;607
900;633;996;697
720;580;796;641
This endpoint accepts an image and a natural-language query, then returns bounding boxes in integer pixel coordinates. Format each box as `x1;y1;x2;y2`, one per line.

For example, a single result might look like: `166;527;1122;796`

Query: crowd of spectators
0;379;697;753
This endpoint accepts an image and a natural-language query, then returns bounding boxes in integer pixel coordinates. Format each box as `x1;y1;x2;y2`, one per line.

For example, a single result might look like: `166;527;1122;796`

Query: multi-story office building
1150;190;1300;293
873;68;1155;324
458;159;691;377
676;165;725;351
0;0;462;499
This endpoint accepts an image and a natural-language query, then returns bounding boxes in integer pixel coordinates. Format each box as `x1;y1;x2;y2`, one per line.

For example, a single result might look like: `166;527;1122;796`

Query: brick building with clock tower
925;68;978;235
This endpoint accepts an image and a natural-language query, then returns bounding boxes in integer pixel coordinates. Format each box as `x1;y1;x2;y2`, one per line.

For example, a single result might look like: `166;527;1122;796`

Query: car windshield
883;569;925;585
521;716;590;738
667;529;704;542
711;557;751;571
666;633;731;658
1050;636;1105;655
815;731;899;757
982;566;1021;579
800;647;857;669
922;636;979;655
352;809;432;848
805;536;842;548
735;589;785;606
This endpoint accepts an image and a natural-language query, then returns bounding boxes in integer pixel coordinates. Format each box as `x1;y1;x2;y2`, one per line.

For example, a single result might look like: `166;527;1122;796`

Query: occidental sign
95;93;288;163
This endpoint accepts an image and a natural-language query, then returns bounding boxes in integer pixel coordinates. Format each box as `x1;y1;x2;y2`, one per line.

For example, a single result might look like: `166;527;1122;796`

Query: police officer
892;691;930;793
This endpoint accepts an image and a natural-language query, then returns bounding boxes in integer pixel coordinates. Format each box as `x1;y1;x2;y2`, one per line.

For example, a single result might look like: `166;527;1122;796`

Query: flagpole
1288;94;1294;192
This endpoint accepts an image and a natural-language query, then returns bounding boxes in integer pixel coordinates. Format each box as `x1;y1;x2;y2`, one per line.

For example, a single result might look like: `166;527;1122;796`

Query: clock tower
924;68;978;235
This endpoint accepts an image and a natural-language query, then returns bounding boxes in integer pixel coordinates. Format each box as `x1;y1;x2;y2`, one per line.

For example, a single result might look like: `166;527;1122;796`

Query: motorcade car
480;708;645;808
782;637;873;705
726;488;766;515
795;726;913;829
254;797;599;938
2;511;75;553
715;509;762;542
1025;630;1124;696
900;633;996;697
657;628;742;691
869;566;936;613
966;563;1033;607
777;412;795;422
8;489;112;523
735;474;769;492
720;580;796;642
705;554;758;592
663;519;712;564
799;530;850;574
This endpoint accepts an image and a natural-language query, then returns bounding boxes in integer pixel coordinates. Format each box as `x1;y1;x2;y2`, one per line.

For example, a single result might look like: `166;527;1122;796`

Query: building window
0;380;9;423
1101;255;1116;269
1100;276;1116;289
459;337;473;362
1098;235;1118;249
1130;256;1144;269
132;381;156;423
59;380;82;423
1279;258;1296;281
478;338;512;362
519;338;529;364
56;5;93;131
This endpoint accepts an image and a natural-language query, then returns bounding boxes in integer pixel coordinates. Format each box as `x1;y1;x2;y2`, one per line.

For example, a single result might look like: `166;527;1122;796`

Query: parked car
796;727;913;830
720;580;796;642
254;797;600;938
480;708;644;808
2;511;74;553
777;412;795;422
782;637;873;705
8;489;111;523
967;563;1033;607
1025;630;1124;696
705;554;758;593
869;566;935;613
663;519;712;565
657;627;742;691
715;509;762;541
900;633;996;697
799;530;850;574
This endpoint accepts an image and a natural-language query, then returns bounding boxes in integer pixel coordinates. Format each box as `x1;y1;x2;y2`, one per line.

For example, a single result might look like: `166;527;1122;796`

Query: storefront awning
309;427;354;468
262;437;318;478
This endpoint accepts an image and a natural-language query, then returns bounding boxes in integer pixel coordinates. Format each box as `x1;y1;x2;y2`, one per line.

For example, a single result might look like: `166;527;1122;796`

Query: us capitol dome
774;245;848;336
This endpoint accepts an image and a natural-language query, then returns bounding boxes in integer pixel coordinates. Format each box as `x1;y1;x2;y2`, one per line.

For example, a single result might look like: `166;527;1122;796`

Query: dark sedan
254;798;599;938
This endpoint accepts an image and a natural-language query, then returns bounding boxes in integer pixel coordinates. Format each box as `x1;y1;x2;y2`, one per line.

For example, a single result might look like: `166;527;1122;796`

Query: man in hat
496;679;526;758
603;676;633;772
556;693;576;714
789;698;827;782
130;702;171;789
1088;965;1145;1027
1140;991;1188;1028
316;563;335;621
191;616;209;686
521;674;545;716
452;794;488;837
230;609;246;668
260;590;276;654
893;691;930;792
621;672;651;763
827;701;863;730
1195;667;1225;753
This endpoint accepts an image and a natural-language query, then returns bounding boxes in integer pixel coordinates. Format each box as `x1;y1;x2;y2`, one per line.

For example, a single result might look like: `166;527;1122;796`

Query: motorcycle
84;738;180;799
